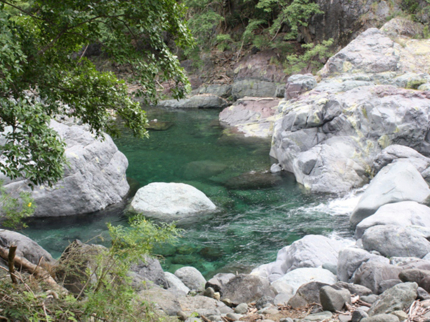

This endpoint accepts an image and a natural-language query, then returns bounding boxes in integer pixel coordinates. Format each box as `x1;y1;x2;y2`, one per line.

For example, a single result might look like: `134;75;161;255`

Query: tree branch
7;245;17;284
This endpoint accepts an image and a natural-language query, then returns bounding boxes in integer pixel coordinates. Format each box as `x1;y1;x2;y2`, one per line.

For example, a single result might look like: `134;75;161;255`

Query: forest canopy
0;0;193;186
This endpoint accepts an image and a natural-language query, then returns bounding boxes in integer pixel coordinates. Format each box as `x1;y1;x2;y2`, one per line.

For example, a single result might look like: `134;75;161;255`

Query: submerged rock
128;182;216;222
224;171;283;190
157;94;229;109
145;119;174;131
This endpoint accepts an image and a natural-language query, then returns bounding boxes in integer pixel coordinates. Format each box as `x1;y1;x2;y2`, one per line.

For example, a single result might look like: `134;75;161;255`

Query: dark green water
24;108;355;278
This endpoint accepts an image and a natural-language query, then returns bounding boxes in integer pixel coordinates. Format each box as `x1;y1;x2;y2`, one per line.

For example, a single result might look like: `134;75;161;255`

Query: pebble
392;311;408;321
204;287;215;298
234;303;248;314
338;313;352;322
258;307;278;315
361;294;379;304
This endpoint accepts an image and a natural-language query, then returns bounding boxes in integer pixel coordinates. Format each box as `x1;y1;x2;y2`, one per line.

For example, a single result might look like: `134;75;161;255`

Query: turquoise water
24;108;354;278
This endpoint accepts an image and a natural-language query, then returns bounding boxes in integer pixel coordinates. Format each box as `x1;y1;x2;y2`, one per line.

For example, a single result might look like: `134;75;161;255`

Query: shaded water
24;108;355;278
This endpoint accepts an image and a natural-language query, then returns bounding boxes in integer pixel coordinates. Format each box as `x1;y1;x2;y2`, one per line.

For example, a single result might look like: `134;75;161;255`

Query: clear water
24;108;356;278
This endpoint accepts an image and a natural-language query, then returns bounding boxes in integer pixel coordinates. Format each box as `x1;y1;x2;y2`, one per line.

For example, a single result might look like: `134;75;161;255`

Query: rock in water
350;162;430;227
1;119;129;217
128;182;216;222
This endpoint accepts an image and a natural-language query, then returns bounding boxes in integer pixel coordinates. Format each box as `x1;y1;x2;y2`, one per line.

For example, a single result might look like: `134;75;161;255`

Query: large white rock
356;201;430;238
278;268;338;294
129;182;216;222
1;120;129;217
350;162;430;227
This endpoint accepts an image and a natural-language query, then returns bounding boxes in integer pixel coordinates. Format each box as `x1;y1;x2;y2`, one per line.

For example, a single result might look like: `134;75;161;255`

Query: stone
378;280;402;295
361;314;399;322
183;161;227;180
157;94;229;109
367;282;418;316
418;287;430;300
320;286;351;312
129;257;168;289
274;292;294;306
304;311;332;321
0;229;55;265
373;145;430;174
352;308;369;322
280;235;344;273
138;288;182;316
355;201;430;238
178;295;232;316
224;171;283;190
145;120;174;131
350;162;430;227
361;295;380;305
256;295;274;309
205;273;235;294
226;313;242;321
197;84;232;99
174;266;206;292
339;313;352;322
337;247;389;283
334;282;373;297
322;263;337;276
279;268;337;294
399;269;430;293
362;225;430;259
221;274;275;305
219;97;280;138
270;279;294;296
287;281;331;309
204;287;215;299
129;183;216;223
270;163;282;173
165;272;190;295
392;311;408;321
354;262;403;294
234;303;248;314
1;120;130;217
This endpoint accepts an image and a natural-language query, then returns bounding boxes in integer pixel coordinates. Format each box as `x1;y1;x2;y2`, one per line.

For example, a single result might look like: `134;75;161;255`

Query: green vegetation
0;215;180;321
0;0;193;187
0;180;35;228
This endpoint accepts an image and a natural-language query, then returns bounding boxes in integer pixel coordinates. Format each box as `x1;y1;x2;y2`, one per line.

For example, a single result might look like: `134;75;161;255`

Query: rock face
2;120;130;217
270;25;430;194
128;183;216;222
231;80;279;100
219;97;280;138
362;225;430;259
0;229;55;265
350;162;430;227
157;94;229;109
356;201;430;238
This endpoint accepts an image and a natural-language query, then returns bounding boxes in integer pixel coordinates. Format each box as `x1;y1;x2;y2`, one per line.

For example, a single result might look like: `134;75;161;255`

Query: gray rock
281;235;344;273
183;161;227;180
322;263;337;275
350;162;430;227
356;201;430;238
417;287;430;300
352;308;369;322
361;295;380;305
334;282;373;297
362;225;430;258
337;247;389;283
274;292;294;306
234;303;248;314
221;274;275;305
279;268;337;294
399;269;430;293
219;97;280;138
226;313;242;321
2;120;129;217
394;72;430;89
377;280;402;295
354;262;403;294
287;281;330;308
0;229;54;265
224;171;283;190
256;295;274;309
373;145;430;174
320;286;351;312
130;257;167;288
270;279;294;296
129;183;216;223
270;163;282;173
204;287;215;299
205;273;235;294
232;80;278;100
361;314;399;322
165;272;190;295
287;74;317;92
178;295;232;316
197;84;232;99
174;266;206;292
368;282;418;316
157;94;229;109
419;83;430;91
138;288;182;316
304;311;333;321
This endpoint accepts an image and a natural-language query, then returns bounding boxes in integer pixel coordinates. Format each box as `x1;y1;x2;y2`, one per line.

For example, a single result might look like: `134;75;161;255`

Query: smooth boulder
129;183;216;222
221;274;275;305
356;201;430;238
354;262;403;294
278;268;338;293
350;162;430;227
174;266;206;292
362;225;430;258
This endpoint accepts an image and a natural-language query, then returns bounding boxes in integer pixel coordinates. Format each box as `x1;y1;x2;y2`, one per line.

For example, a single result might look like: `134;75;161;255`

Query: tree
0;0;193;187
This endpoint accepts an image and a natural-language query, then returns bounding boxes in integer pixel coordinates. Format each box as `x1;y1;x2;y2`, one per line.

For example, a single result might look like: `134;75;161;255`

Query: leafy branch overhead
0;0;193;186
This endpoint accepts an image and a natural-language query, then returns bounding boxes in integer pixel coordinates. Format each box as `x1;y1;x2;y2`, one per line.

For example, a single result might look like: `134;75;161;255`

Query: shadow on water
24;107;355;278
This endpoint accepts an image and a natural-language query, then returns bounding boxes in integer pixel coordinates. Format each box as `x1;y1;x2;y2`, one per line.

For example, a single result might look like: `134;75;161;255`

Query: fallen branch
0;245;65;293
7;245;17;284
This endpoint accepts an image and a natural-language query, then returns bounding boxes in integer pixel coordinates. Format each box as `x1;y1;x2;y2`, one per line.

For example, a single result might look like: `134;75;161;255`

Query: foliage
284;38;334;74
0;0;193;187
216;33;234;51
0;180;35;228
0;215;181;321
